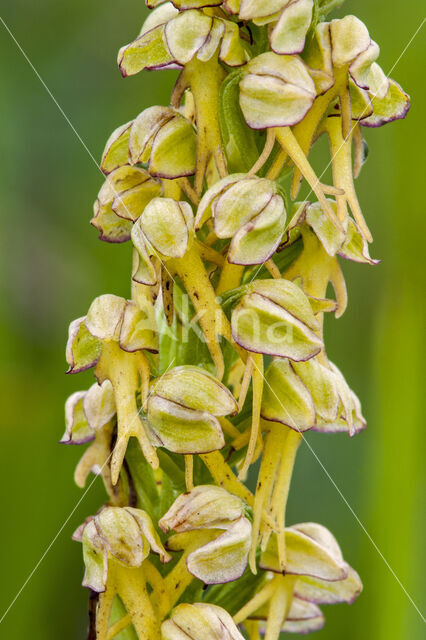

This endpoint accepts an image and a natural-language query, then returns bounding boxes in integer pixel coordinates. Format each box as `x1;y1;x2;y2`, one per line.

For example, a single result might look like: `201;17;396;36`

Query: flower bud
119;9;247;76
231;279;323;360
160;486;251;584
91;166;162;243
261;355;365;436
146;366;236;454
159;485;245;532
129;106;197;178
196;175;286;265
239;52;316;129
75;506;171;592
162;603;245;640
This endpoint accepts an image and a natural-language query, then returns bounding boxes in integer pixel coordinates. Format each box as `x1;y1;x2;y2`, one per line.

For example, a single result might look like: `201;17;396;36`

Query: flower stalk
62;1;409;638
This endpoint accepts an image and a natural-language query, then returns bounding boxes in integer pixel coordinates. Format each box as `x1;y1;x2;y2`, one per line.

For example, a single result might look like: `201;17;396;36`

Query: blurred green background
0;1;424;638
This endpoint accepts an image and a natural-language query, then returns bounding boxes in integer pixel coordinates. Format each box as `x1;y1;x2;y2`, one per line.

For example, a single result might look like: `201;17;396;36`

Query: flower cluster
61;1;409;639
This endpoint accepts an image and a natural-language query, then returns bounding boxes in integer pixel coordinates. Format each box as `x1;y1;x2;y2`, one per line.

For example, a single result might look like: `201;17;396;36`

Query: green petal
66;317;102;373
228;194;286;265
361;79;410;127
232;292;323;360
292;358;339;422
147;396;225;454
100;121;131;175
295;564;362;604
96;507;145;566
85;294;127;342
149;115;197;178
119;300;158;353
164;10;213;64
81;520;108;592
262;358;316;431
151;366;237;416
140;197;193;258
118;25;175;76
270;0;313;55
159;485;245;532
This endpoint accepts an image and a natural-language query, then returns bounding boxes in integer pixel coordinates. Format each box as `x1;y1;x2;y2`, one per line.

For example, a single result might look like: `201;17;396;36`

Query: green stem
184;55;227;194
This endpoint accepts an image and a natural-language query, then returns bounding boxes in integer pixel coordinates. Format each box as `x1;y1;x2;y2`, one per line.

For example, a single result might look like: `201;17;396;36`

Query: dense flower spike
63;1;408;638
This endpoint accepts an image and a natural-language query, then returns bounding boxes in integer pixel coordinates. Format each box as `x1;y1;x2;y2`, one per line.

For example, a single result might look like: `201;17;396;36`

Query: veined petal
140;197;193;258
146;396;225;454
186;517;251;584
81;520;108;592
361;79;410;127
85;294;126;342
159;485;245;532
124;507;171;563
151;366;237;416
261;358;316;431
119;300;158;353
292;359;340;423
95;507;145;567
118;24;176;76
270;0;314;55
228;194;286;265
83;380;116;432
295;564;362;604
100;121;132;174
164;10;213;64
